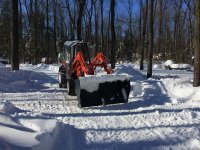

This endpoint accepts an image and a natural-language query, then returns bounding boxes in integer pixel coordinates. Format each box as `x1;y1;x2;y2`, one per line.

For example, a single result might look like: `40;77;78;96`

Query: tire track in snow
137;108;200;146
1;65;200;149
141;118;167;142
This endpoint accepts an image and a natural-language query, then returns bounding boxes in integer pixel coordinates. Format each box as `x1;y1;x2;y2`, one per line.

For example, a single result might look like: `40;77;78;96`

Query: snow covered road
1;63;200;150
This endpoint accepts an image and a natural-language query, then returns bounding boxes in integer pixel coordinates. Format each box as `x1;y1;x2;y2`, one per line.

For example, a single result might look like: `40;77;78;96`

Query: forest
0;0;200;86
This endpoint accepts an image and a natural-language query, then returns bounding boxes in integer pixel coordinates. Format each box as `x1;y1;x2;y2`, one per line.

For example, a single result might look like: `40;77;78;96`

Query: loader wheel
58;69;67;88
59;83;63;88
68;78;76;96
58;72;62;88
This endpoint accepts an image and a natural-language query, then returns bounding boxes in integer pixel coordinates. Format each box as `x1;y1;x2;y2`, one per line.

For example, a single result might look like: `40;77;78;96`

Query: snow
0;62;5;67
164;60;192;70
79;74;130;92
153;64;162;69
164;60;174;67
0;100;70;150
0;62;200;150
170;63;192;70
0;100;24;114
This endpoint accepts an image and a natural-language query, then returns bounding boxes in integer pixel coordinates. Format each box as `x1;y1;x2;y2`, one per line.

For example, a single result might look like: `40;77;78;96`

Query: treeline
0;0;196;64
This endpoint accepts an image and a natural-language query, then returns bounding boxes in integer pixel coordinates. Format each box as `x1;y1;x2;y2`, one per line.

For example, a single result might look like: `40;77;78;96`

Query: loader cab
74;42;91;63
63;40;91;65
59;40;92;93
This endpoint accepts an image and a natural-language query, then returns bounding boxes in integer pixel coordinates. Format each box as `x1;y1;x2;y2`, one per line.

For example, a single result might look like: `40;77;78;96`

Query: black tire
75;79;81;107
68;78;76;96
59;83;63;88
58;72;62;88
58;67;67;88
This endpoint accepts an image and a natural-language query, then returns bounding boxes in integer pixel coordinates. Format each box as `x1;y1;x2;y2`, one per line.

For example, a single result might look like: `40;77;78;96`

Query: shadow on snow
0;67;62;93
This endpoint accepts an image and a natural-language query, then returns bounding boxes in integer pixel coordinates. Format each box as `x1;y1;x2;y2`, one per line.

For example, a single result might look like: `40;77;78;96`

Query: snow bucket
75;74;130;108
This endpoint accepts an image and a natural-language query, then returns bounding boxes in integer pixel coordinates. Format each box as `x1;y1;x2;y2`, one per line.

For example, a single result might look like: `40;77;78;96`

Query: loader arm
91;52;112;74
73;52;112;77
72;51;89;77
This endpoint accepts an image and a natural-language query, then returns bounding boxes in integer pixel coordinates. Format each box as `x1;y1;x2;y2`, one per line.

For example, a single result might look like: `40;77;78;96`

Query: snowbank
48;64;59;72
114;65;145;81
0;100;24;114
153;64;163;69
0;100;70;150
170;63;191;70
163;60;191;70
164;60;174;67
0;66;58;92
161;78;200;103
31;63;59;73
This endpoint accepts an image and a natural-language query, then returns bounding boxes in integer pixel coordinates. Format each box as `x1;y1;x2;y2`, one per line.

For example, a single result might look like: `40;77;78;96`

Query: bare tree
157;0;163;54
100;0;104;52
64;0;76;40
106;10;111;58
19;0;24;63
46;0;50;64
34;0;39;64
193;0;200;87
139;0;142;63
77;0;86;40
140;0;148;70
0;0;196;67
85;0;93;42
11;0;19;71
110;0;116;69
120;0;134;62
147;0;154;78
127;0;133;62
93;0;99;52
53;0;57;61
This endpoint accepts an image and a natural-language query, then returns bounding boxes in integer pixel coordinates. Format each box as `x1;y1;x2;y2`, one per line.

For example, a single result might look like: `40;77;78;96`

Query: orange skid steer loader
58;40;130;108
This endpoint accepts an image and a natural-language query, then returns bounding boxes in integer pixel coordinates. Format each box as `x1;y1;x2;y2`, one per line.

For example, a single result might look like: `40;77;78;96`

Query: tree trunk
147;0;154;78
100;0;104;52
11;0;19;71
94;0;99;52
110;0;116;69
46;0;50;64
65;0;76;40
157;0;163;54
54;0;57;62
106;10;111;58
139;0;142;59
19;0;24;64
88;1;93;42
194;0;200;87
34;0;38;64
140;0;148;70
77;0;86;40
128;0;133;62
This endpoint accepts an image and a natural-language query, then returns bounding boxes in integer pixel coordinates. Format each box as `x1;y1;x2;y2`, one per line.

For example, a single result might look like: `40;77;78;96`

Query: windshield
76;43;91;63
